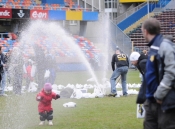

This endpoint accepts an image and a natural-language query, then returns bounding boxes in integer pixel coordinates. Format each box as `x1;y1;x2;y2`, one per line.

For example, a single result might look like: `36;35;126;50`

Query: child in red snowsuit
36;83;60;126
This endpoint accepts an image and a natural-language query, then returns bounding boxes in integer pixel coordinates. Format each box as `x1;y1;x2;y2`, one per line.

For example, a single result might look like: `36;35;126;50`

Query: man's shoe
48;120;53;126
123;94;128;97
108;93;117;97
39;121;45;125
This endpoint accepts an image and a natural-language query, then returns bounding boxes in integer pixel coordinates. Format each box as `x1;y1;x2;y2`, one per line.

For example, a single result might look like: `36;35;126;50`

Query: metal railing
152;0;174;12
158;0;170;8
163;0;175;10
113;2;147;24
78;0;101;12
87;13;132;56
107;15;132;56
0;33;9;38
115;25;132;56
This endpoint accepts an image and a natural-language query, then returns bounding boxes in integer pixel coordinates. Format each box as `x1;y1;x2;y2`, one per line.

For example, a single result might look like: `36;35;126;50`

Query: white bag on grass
136;104;145;119
28;82;38;92
63;102;76;108
70;89;83;99
44;70;50;78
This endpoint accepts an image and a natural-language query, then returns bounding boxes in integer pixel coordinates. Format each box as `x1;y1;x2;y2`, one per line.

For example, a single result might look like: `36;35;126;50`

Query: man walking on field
109;49;129;97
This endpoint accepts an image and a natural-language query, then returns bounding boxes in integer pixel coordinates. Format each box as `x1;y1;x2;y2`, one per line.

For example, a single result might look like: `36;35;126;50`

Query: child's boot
48;120;53;126
39;121;45;125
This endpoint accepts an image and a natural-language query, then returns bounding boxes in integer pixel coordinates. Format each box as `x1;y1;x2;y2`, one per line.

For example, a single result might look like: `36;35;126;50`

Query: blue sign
48;10;66;20
42;0;64;4
83;12;98;21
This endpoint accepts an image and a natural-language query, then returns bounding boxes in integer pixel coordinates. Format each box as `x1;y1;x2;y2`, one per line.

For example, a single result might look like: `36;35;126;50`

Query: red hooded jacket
36;89;58;113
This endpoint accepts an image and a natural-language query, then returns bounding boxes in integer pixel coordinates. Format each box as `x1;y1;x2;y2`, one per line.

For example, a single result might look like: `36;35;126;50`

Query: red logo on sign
30;10;48;19
0;8;12;18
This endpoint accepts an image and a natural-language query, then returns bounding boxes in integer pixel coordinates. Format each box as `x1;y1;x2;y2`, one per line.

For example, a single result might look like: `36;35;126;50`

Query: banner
119;0;158;3
0;8;12;19
42;0;64;4
66;11;82;20
30;10;48;19
12;9;30;19
48;10;66;20
83;12;98;21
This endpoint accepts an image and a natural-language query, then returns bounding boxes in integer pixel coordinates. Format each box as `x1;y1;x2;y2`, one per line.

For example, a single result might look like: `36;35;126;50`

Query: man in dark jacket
11;47;24;95
34;44;46;92
0;47;8;96
109;49;129;97
142;18;175;129
130;51;147;75
130;51;147;104
45;50;57;85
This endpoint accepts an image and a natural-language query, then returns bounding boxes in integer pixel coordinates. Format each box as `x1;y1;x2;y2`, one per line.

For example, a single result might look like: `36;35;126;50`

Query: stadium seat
128;10;175;51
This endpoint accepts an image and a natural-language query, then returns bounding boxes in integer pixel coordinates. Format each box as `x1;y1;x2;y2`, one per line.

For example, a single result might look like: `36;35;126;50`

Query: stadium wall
117;0;171;31
0;9;98;21
77;0;105;11
0;9;98;35
0;25;11;32
155;0;171;8
84;14;132;56
117;4;149;31
118;3;134;14
85;0;102;10
79;21;87;36
85;21;106;44
67;21;80;35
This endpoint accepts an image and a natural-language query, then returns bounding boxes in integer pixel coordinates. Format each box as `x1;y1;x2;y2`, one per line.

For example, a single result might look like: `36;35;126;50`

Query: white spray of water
21;20;100;86
1;20;105;129
90;14;114;94
102;16;111;79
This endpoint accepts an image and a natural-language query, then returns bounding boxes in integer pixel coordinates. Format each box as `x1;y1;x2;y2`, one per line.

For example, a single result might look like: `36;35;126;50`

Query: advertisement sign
83;12;98;21
0;8;12;19
12;9;30;19
48;10;66;20
119;0;158;3
30;10;48;19
66;11;82;20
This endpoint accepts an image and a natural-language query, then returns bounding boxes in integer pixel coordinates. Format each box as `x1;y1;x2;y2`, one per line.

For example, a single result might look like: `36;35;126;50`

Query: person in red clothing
8;33;17;40
36;83;60;126
24;61;33;91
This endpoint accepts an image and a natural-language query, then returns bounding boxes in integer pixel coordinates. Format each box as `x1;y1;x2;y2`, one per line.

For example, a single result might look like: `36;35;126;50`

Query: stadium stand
126;9;175;51
0;33;100;61
0;37;17;52
0;0;84;10
117;0;171;31
115;0;172;52
0;34;101;71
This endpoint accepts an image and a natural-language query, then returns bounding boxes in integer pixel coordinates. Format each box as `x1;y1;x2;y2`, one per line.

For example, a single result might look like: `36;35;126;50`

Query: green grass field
0;69;143;129
55;69;141;85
